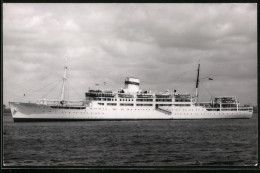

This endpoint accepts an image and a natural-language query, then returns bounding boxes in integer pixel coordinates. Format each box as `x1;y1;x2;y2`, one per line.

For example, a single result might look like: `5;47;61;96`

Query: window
120;103;134;106
173;104;190;107
107;103;117;106
137;104;153;106
157;104;172;106
156;99;172;102
136;99;153;102
98;103;104;105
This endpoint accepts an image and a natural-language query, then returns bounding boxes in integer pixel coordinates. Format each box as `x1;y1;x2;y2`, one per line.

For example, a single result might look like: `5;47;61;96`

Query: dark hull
13;117;251;122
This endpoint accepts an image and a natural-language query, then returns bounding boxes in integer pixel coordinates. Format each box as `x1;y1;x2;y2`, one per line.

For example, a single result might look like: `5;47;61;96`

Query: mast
61;58;68;101
195;60;200;103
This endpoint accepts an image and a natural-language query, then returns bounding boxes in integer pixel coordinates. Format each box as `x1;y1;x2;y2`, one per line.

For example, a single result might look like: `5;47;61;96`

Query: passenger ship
9;61;253;122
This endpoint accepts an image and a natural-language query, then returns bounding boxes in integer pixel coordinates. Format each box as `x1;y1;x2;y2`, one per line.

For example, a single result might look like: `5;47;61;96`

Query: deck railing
206;107;253;111
37;100;87;106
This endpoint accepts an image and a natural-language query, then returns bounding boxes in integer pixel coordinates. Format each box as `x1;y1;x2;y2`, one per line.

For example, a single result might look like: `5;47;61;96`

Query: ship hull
9;102;253;122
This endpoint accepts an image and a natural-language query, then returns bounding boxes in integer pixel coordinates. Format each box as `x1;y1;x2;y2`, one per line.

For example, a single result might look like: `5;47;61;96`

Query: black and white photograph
3;3;257;167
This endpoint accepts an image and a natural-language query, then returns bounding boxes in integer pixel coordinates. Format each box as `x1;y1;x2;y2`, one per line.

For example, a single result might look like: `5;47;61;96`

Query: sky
3;3;257;106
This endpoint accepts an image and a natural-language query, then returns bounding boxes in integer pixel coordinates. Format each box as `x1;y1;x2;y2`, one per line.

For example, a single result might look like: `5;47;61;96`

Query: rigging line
24;78;63;97
172;66;197;84
69;81;83;100
200;82;214;98
59;79;64;100
174;63;204;93
42;66;63;79
17;78;63;101
40;79;62;99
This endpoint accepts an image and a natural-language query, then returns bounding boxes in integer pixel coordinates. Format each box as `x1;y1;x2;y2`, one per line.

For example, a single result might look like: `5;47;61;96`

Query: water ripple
3;113;258;166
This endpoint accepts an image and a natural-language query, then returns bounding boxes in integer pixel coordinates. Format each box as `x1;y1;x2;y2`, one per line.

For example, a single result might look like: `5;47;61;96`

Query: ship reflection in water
3;113;257;166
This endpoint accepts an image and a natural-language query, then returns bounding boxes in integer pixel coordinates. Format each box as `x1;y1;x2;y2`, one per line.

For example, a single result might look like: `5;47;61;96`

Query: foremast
61;58;68;102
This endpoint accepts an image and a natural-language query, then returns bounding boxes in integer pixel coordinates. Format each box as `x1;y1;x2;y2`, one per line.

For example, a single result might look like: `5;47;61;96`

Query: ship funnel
124;77;140;94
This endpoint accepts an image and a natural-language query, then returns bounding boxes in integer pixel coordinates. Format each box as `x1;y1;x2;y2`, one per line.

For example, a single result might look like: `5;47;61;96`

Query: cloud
3;3;257;105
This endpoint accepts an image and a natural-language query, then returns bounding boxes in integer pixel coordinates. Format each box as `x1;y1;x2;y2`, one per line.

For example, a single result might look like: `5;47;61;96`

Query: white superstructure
9;62;253;122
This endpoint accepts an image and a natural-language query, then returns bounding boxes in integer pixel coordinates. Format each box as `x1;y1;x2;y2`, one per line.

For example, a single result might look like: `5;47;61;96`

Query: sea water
3;113;258;166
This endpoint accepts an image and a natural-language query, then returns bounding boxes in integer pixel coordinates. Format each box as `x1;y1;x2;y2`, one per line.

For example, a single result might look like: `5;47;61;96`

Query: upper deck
85;89;193;104
83;77;250;110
